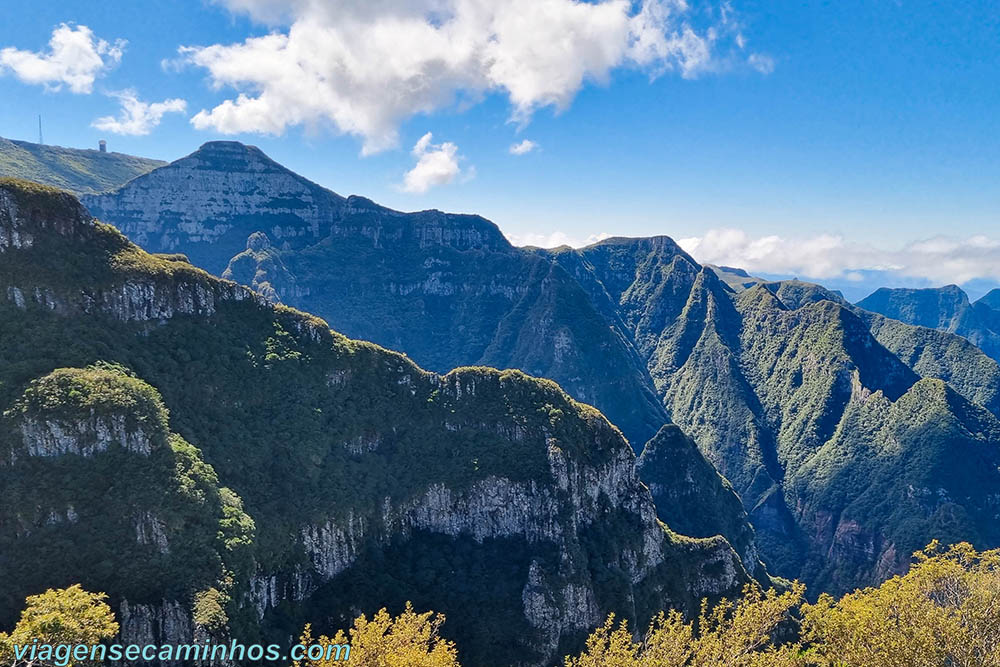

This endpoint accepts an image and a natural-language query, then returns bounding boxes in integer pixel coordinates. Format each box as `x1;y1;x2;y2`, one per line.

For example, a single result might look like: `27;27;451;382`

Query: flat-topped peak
195;140;261;153
588;234;683;249
857;284;973;328
182;141;285;172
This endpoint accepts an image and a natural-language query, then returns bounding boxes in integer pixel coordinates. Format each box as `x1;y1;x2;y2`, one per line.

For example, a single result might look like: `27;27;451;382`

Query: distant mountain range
858;284;1000;363
0;136;164;195
71;141;1000;595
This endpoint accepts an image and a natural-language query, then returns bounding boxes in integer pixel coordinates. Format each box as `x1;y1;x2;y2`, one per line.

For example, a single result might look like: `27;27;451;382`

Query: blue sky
1;0;998;296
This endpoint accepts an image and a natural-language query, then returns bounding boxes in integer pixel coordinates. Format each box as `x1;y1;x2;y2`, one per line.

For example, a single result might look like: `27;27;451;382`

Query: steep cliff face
0;180;753;666
222;231;303;303
80;142;347;274
82;145;667;450
0;363;255;656
787;377;1000;590
540;234;1000;591
244;228;667;448
636;425;764;578
979;289;1000;311
862;310;1000;417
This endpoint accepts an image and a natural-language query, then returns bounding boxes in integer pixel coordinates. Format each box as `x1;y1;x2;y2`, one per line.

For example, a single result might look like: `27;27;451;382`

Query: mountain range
5;140;1000;664
75;141;1000;596
0;178;762;666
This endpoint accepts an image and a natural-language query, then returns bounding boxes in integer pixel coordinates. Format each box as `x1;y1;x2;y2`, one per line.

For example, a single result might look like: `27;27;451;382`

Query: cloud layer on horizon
184;0;765;154
505;230;612;248
677;228;1000;286
502;225;1000;287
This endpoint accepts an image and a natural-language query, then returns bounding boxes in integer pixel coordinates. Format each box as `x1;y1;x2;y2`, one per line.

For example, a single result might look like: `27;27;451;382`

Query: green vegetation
10;545;997;667
7;154;1000;662
12;141;1000;600
8;363;169;438
637;425;766;579
296;603;459;667
599;242;1000;593
864;310;1000;415
0;137;164;196
567;541;1000;666
801;541;1000;666
567;583;805;667
259;226;669;448
0;364;255;635
0;585;118;667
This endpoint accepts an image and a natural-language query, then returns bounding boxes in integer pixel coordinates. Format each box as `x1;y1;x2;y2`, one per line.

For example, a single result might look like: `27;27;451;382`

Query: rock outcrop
81;142;347;274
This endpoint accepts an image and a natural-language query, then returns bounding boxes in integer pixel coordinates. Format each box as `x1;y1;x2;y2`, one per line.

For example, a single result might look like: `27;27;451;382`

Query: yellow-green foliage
7;549;998;667
565;583;806;667
568;541;1000;666
7;363;169;436
0;585;118;667
801;541;1000;666
295;602;459;667
192;587;229;633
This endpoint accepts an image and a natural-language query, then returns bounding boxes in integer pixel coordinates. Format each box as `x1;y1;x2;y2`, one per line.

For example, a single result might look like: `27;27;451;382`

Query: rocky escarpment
80;143;668;449
18;412;156;459
0;180;754;667
6;366;170;462
1;177;256;323
226;227;669;450
80;142;514;276
222;231;303;303
1;178;91;251
786;377;1000;591
66;141;1000;595
57;136;1000;598
597;242;1000;591
330;194;511;252
81;142;348;274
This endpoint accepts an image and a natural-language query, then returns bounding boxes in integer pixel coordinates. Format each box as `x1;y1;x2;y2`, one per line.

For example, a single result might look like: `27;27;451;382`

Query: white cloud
678;228;1000;285
0;24;125;94
92;90;187;136
509;139;538;155
747;52;774;74
183;0;736;153
506;230;612;248
401;132;470;194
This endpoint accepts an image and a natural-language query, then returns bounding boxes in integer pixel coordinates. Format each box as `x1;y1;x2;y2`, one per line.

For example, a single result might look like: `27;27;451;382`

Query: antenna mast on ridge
38;115;43;145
